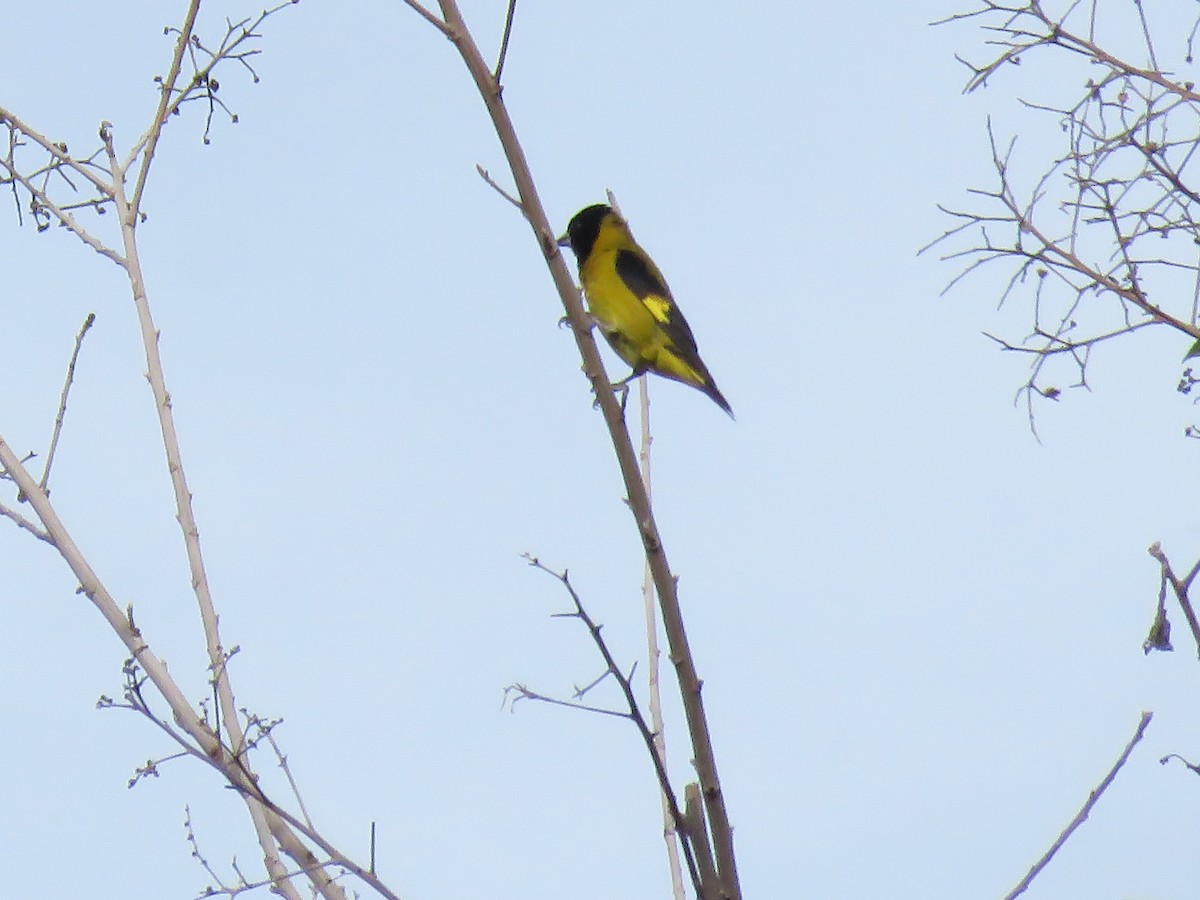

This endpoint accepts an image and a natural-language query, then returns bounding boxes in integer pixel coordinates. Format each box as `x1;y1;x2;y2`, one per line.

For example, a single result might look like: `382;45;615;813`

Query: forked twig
517;554;707;898
931;2;1200;433
1148;542;1200;656
101;658;396;900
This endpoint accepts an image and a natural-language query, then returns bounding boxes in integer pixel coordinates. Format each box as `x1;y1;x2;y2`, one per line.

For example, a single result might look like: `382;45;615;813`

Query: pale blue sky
4;2;1200;898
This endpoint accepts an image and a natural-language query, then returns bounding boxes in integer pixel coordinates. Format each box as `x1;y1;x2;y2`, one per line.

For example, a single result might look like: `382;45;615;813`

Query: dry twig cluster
928;1;1200;434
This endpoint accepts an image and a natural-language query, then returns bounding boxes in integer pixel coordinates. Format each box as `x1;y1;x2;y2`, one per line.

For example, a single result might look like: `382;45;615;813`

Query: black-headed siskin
558;204;732;417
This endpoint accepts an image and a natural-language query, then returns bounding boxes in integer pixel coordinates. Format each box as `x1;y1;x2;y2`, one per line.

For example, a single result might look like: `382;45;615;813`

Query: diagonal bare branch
41;313;97;493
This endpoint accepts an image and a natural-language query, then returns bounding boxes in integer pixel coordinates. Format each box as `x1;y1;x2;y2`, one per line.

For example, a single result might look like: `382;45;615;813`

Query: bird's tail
654;345;734;418
703;380;735;419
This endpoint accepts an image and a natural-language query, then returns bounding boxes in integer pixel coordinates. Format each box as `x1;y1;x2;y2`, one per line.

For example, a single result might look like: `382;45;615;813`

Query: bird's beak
556;232;571;250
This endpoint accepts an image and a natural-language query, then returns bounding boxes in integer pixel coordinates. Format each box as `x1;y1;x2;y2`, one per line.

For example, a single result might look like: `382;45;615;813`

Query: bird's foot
589;380;631;418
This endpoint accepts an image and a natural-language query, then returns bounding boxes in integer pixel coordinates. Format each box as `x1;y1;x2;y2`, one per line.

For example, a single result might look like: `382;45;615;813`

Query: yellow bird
558;204;733;417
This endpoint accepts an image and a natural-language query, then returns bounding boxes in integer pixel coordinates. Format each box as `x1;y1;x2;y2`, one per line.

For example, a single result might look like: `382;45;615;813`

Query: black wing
614;247;700;354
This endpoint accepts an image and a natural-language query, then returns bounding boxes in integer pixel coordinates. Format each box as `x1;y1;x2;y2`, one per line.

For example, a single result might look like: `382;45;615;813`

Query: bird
557;203;733;417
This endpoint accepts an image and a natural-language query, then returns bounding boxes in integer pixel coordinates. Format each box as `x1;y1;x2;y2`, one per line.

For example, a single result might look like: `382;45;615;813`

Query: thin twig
108;658;397;900
0;140;123;263
0;499;53;544
932;2;1200;434
265;729;315;830
982;320;1158;356
507;682;629;718
184;804;349;899
519;554;704;897
41;312;96;492
635;373;686;900
401;0;452;37
0;106;116;196
101;9;314;890
124;3;298;208
130;0;200;217
1004;710;1153;900
493;0;518;85
475;164;523;212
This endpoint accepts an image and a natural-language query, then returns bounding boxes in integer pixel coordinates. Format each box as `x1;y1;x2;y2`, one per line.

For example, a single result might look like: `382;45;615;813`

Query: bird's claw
588;380;631;418
613;381;630;414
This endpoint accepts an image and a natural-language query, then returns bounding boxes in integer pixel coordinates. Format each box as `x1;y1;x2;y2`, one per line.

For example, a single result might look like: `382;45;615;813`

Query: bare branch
128;0;201;215
129;2;300;213
493;0;518;86
41;312;97;492
100;654;396;900
0;113;122;263
0;498;53;544
401;0;452;36
933;3;1200;429
518;554;709;898
475;164;523;212
409;3;743;893
1004;710;1153;899
1148;542;1200;657
633;376;686;900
